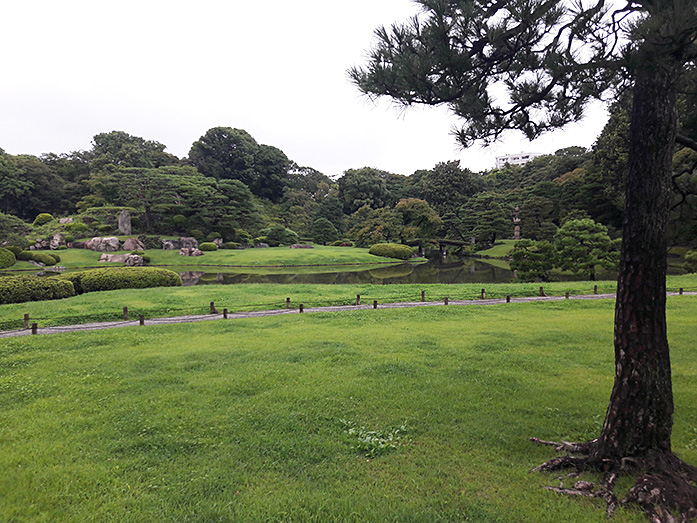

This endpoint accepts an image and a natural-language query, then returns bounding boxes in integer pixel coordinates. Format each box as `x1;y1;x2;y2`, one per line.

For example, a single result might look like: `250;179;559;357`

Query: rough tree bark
592;53;678;462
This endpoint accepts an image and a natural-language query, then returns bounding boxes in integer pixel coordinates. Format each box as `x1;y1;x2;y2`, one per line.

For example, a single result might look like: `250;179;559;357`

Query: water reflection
180;258;517;286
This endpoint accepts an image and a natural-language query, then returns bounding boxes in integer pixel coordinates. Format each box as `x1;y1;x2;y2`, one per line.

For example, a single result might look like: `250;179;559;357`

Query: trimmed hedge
368;243;414;260
221;242;241;249
0;275;75;305
199;242;218;251
32;213;54;226
15;251;58;266
61;267;182;294
0;248;17;269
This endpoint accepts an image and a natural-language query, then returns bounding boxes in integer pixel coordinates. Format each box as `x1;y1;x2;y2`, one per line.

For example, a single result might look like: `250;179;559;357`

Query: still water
180;258;518;286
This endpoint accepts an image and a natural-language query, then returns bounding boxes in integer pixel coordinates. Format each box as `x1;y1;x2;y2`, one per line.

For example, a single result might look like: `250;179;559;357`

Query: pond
179;258;519;286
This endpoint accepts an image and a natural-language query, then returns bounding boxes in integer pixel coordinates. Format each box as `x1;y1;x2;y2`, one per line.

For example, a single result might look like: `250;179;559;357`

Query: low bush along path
3;291;694;338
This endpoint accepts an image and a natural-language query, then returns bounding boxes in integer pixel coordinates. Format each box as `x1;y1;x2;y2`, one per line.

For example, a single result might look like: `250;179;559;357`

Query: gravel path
2;292;694;339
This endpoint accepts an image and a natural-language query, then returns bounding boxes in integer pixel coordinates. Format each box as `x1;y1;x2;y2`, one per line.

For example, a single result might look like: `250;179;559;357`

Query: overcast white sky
0;1;609;178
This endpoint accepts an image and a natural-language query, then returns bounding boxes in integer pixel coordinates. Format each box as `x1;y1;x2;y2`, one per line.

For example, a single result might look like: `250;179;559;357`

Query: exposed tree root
530;438;697;522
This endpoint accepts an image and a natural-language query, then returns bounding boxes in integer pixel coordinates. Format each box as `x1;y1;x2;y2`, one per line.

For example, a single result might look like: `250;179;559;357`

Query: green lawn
3;297;697;521
2;275;697;332
5;245;416;272
476;240;519;258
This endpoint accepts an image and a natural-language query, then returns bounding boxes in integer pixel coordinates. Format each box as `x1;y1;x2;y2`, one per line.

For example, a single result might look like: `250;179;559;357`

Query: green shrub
65;222;88;234
61;267;181;295
332;240;354;247
30;252;58;266
190;229;204;241
64;235;75;243
130;250;145;256
369;243;414;260
685;250;697;273
0;248;17;269
16;250;32;261
6;246;22;257
138;235;161;250
221;242;241;249
0;275;75;305
98;224;112;233
172;214;186;227
32;213;54;226
50;253;61;263
199;242;218;252
142;255;151;265
58;245;67;250
206;232;222;242
259;225;300;247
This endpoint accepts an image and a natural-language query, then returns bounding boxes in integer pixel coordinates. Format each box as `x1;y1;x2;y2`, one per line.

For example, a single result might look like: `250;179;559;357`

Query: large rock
162;239;180;250
124;255;144;266
30;239;49;250
50;233;66;250
179;247;204;257
86;237;121;252
289;244;313;249
122;237;145;251
179;237;199;249
99;253;130;263
99;253;144;266
256;243;270;248
118;210;132;235
59;217;73;224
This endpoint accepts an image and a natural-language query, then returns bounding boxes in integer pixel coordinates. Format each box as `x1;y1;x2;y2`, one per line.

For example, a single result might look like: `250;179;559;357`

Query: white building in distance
495;152;545;169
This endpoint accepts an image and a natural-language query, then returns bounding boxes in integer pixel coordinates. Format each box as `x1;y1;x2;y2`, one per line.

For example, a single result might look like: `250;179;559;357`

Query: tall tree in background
351;1;697;518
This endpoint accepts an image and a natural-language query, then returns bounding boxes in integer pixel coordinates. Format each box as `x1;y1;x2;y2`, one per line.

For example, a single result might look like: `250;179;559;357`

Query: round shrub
221;242;241;249
0;248;17;269
32;213;54;226
260;225;299;247
141;255;151;265
30;252;58;266
206;231;222;242
98;224;112;233
62;267;182;294
6;246;22;257
65;222;88;233
190;229;205;241
172;214;186;226
369;243;414;260
58;245;67;250
199;242;218;251
49;253;61;263
0;275;75;305
64;235;75;243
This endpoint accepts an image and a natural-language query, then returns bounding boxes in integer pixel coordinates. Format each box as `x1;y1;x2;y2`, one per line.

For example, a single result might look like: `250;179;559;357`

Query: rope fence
1;285;694;336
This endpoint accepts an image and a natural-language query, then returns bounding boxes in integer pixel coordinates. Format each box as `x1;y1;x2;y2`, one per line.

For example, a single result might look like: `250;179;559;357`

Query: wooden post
444;297;449;306
481;288;486;300
565;291;570;299
594;285;598;295
506;295;511;303
31;322;37;335
539;287;545;297
210;301;217;314
679;288;684;295
223;308;228;319
373;300;378;309
123;306;128;321
356;294;361;306
299;304;304;313
421;290;425;302
24;314;30;329
139;314;145;326
286;297;291;309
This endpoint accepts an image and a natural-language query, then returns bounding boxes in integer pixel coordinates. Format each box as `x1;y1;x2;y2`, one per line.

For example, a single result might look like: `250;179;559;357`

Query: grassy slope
4;245;414;271
476;240;519;258
3;298;697;521
2;275;697;331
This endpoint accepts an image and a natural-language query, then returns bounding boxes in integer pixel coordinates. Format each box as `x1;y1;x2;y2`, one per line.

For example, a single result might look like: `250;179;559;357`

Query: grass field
476;240;519;258
2;274;697;332
4;245;416;272
2;297;697;521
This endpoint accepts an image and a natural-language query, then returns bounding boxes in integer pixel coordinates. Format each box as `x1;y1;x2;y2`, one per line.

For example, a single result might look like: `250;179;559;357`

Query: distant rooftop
495;152;544;169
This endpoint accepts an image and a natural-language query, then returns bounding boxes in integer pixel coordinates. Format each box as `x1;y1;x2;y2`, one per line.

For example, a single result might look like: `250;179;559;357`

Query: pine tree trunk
592;59;680;459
